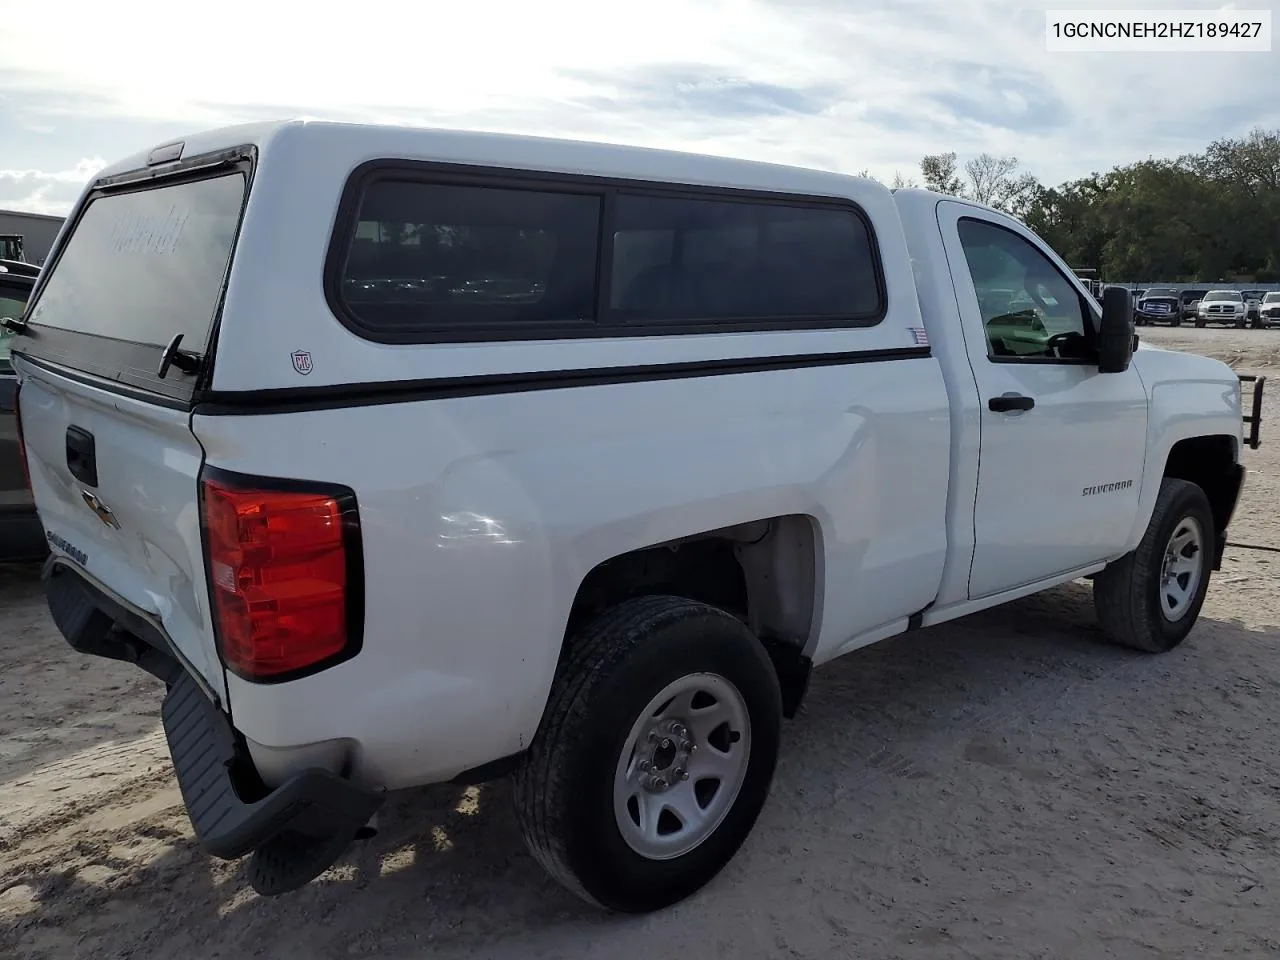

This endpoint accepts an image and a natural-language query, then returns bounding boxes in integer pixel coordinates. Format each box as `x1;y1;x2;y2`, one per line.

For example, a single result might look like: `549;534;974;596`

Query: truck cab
9;121;1255;914
0;258;44;560
0;235;26;263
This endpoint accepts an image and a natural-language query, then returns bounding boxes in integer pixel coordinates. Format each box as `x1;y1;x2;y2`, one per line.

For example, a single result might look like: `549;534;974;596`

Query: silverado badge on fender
1082;480;1135;497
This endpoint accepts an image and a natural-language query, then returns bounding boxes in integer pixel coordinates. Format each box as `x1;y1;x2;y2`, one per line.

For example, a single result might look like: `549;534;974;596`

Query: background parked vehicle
1134;287;1181;326
1196;289;1248;328
1242;290;1265;327
1181;289;1209;321
0;258;45;562
1071;267;1106;299
1180;289;1209;321
0;236;26;262
1261;291;1280;327
1129;288;1146;315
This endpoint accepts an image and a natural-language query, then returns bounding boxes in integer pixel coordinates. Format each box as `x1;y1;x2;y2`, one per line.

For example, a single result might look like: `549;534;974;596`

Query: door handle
66;424;99;487
988;393;1035;413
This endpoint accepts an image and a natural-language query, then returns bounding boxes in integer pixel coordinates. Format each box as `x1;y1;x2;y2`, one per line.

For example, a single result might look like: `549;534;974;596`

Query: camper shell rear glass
12;151;253;405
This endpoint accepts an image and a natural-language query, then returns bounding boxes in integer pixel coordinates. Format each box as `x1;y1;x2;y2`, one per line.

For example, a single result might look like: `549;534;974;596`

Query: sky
1;0;1276;217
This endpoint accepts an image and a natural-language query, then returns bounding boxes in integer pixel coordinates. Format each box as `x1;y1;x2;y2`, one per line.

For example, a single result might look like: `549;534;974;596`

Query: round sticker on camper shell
291;350;314;376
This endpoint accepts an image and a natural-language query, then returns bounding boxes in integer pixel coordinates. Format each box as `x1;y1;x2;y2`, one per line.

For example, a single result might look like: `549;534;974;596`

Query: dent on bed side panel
191;356;948;788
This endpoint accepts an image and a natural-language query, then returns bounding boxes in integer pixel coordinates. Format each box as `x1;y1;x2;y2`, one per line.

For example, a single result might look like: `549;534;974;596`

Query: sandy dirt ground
5;324;1280;959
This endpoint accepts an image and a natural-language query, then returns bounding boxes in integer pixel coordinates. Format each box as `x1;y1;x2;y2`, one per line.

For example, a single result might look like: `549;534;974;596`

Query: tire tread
512;595;749;907
1094;477;1213;653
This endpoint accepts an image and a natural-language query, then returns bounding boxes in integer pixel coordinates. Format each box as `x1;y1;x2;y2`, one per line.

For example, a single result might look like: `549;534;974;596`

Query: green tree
997;128;1280;280
920;151;964;196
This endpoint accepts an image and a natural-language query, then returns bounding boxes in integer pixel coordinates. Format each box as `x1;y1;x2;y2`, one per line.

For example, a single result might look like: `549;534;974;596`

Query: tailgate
19;366;224;699
9;155;252;703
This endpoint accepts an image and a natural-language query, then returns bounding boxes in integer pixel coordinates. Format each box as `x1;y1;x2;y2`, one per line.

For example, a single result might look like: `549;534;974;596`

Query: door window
957;218;1093;361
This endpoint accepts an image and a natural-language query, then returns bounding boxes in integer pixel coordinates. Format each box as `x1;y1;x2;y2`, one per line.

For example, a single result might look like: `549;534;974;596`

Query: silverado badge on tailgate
46;530;88;567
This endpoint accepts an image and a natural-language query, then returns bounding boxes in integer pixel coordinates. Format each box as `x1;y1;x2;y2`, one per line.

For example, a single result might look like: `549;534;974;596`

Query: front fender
1123;359;1242;555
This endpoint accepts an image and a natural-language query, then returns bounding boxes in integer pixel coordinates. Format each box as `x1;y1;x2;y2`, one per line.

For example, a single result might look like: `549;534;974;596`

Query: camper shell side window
323;161;888;344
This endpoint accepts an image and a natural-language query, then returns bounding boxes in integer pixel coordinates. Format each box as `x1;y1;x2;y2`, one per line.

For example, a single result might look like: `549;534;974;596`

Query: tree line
861;128;1280;282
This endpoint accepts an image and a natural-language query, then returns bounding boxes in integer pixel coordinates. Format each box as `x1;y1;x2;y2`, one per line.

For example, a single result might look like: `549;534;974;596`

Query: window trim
322;158;889;345
956;215;1100;367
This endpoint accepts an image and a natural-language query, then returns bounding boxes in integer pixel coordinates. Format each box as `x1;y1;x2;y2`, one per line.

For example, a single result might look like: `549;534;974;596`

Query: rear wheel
514;595;782;912
1093;478;1214;653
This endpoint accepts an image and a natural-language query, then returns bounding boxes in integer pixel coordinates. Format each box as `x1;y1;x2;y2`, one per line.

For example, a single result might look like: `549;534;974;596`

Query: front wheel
1093;478;1215;653
514;595;782;912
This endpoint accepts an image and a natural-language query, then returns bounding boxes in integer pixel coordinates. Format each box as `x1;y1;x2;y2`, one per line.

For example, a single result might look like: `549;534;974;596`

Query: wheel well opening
1163;435;1242;567
564;516;820;718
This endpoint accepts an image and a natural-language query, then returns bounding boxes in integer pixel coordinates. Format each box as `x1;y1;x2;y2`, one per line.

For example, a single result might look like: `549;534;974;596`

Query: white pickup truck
7;121;1263;913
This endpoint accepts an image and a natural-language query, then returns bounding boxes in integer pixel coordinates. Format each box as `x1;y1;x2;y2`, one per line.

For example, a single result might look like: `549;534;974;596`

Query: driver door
936;201;1149;599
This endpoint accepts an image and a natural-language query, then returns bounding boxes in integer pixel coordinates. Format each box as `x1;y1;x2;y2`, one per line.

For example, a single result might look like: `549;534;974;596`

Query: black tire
514;595;783;912
1171;317;1181;327
1093;478;1215;653
1194;319;1205;328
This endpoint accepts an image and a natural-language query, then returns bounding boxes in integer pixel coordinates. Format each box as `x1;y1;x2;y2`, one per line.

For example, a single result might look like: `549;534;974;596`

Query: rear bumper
162;670;383;861
44;561;384;885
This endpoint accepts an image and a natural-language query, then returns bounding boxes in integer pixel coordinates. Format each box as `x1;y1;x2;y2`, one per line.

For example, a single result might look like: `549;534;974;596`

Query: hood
1133;340;1238;385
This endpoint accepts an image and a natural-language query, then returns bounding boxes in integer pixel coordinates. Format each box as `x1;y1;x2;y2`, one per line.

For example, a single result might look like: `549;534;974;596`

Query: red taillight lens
13;381;31;492
200;472;362;682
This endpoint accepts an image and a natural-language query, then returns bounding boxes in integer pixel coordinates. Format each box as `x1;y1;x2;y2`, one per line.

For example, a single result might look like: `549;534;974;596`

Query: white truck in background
7;121;1263;913
1196;289;1249;328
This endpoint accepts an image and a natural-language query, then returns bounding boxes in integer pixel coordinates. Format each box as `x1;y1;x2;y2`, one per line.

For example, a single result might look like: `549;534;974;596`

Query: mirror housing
1097;286;1134;373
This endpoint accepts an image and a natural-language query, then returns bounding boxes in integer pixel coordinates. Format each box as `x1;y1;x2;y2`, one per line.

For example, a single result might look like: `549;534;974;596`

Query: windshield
1203;290;1242;302
27;172;245;348
1144;288;1177;298
1264;293;1280;303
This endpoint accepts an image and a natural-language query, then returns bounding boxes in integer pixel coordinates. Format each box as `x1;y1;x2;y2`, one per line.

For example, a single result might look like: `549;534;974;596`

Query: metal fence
1119;282;1280;294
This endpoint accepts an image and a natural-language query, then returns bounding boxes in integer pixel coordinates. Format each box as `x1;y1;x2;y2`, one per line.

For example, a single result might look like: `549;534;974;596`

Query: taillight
199;469;364;682
13;381;31;491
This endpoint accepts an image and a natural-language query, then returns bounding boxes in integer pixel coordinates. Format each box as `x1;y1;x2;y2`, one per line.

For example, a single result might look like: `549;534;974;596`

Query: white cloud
0;158;104;215
0;0;1274;216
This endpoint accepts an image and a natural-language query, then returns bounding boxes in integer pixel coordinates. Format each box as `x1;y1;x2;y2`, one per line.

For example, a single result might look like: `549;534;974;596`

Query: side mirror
1097;286;1134;373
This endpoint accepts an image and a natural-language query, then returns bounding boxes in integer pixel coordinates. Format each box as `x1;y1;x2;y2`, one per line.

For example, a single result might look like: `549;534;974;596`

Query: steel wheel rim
612;672;752;861
1160;516;1205;622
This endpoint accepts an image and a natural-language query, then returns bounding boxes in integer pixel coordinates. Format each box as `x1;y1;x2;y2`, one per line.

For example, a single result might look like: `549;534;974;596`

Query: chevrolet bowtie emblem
81;490;121;530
